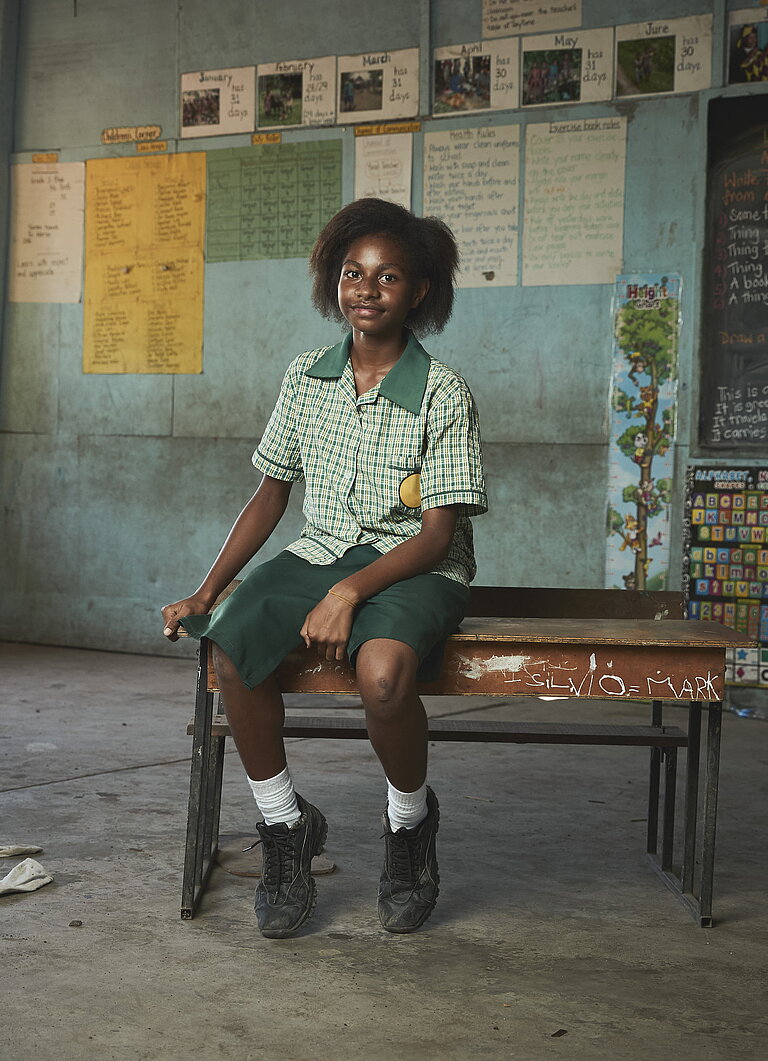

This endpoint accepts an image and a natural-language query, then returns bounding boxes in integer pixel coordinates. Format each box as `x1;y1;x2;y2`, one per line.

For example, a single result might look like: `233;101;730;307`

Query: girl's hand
161;595;211;641
300;593;356;661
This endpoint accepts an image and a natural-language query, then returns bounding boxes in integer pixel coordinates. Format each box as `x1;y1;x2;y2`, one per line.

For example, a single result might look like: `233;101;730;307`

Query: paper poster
424;125;520;288
337;49;419;123
615;16;712;97
83;153;206;374
483;0;582;38
180;66;255;138
683;465;768;688
8;162;85;303
256;56;336;128
206;140;342;262
727;9;768;84
606;274;681;593
355;133;412;209
433;38;518;115
521;28;613;105
522;117;626;286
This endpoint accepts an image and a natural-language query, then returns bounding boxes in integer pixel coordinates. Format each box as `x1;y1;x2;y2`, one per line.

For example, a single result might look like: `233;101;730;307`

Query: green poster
206;139;342;263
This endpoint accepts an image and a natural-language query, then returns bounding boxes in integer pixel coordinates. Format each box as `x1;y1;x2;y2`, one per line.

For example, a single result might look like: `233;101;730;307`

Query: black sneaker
253;794;327;939
378;787;440;933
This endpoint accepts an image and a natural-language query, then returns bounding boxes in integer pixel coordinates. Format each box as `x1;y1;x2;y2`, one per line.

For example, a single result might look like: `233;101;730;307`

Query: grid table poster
423;125;520;288
83;153;206;374
728;9;768;84
521;28;613;106
354;133;412;210
206;140;342;262
8;161;85;303
337;49;419;123
256;57;336;128
683;466;768;689
614;16;712;98
433;38;518;115
522;117;626;286
181;67;256;138
483;0;582;38
605;274;681;592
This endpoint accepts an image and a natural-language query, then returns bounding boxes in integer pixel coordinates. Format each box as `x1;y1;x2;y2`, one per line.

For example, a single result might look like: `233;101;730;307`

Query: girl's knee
212;643;243;687
356;645;418;718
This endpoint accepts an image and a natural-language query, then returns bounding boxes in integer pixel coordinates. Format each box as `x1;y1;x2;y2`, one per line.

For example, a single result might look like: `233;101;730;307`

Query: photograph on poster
615;35;675;96
614;16;712;98
182;89;220;128
522;48;581;104
522;29;612;106
340;70;383;112
433;38;518;115
257;58;336;128
434;54;492;113
258;74;303;126
180;67;255;138
337;49;419;123
728;17;768;83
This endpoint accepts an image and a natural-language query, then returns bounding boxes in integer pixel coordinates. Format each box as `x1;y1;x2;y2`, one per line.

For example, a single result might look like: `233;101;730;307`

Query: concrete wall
0;0;762;656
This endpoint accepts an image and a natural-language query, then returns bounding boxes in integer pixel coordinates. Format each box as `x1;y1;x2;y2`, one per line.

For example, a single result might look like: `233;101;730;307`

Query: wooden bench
181;587;750;927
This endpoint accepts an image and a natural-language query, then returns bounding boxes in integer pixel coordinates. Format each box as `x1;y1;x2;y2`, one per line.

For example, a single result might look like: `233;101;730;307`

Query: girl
162;198;487;938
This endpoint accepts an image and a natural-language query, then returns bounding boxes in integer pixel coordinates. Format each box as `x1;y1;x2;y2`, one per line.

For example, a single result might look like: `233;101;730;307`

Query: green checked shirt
253;331;487;586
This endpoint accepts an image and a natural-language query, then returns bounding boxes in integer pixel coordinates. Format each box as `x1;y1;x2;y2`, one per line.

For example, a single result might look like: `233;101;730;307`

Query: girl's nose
359;274;378;298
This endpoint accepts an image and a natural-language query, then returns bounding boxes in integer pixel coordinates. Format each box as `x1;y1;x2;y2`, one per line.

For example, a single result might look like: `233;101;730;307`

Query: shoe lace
246;829;295;890
384;829;422;884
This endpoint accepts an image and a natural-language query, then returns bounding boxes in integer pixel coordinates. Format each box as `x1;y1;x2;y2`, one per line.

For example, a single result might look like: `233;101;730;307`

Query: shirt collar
305;331;430;415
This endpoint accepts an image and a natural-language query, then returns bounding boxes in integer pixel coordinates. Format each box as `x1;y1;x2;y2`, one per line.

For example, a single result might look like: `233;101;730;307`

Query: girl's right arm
161;474;293;641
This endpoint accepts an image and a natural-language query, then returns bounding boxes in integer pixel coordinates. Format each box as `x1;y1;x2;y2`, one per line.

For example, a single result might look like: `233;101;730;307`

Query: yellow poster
83;152;205;374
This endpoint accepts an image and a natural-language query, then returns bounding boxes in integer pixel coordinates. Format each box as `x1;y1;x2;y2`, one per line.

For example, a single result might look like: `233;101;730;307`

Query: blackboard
700;96;768;449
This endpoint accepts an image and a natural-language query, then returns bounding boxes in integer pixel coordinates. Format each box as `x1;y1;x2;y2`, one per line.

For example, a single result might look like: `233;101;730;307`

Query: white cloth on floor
0;844;42;857
0;858;53;895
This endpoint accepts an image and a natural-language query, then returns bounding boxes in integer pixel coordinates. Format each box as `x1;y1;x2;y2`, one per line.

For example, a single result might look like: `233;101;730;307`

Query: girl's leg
212;643;286;781
356;638;440;933
213;643;327;939
355;638;427;792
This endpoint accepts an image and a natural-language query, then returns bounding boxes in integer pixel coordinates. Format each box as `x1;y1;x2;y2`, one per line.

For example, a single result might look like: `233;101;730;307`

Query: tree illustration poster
605;274;681;591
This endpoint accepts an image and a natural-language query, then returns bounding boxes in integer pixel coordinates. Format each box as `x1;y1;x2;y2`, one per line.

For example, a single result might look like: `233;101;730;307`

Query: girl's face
337;233;428;343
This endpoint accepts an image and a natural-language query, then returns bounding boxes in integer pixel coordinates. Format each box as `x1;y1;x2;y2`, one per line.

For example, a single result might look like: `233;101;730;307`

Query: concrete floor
2;641;767;1061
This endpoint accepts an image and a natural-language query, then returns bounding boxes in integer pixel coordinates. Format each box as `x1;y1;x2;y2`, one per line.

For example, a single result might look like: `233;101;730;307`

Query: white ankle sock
247;766;301;826
386;780;428;832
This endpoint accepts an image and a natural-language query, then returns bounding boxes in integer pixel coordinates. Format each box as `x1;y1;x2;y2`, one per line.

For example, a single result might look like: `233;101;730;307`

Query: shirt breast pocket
385;447;423;512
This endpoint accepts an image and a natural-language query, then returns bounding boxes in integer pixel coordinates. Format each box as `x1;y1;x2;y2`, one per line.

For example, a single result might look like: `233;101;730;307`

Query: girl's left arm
299;506;459;660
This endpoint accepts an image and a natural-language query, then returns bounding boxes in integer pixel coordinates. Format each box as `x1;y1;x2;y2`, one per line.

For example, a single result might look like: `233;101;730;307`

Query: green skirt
180;545;469;690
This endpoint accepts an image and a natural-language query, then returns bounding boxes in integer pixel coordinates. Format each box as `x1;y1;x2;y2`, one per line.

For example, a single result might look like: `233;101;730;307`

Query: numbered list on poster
424;126;520;288
83;153;206;374
523;118;626;286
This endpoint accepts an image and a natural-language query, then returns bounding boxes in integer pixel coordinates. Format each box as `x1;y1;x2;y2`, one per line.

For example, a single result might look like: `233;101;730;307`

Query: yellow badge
399;473;421;509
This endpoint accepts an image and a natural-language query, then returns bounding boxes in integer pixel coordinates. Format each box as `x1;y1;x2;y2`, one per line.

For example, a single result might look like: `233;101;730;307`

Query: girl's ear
412;278;430;308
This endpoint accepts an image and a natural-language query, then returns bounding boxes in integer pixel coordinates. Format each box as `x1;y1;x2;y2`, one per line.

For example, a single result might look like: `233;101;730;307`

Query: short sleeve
252;365;304;482
419;383;487;515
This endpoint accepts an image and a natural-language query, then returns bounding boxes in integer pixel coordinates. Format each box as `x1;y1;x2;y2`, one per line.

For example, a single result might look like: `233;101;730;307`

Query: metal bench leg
698;702;723;928
646;700;663;855
661;746;678;871
181;639;222;919
681;704;702;895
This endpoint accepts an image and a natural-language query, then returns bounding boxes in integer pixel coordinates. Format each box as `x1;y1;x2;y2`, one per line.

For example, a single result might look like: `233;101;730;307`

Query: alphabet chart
683;465;768;687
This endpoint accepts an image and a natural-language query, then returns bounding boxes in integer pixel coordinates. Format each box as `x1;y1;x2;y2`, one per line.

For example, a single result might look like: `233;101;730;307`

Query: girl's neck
350;327;408;368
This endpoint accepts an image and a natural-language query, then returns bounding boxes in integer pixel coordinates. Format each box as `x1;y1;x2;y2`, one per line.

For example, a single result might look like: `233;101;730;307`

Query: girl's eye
381;273;398;283
344;269;360;279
